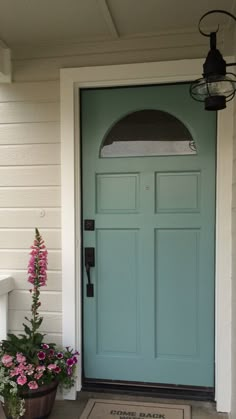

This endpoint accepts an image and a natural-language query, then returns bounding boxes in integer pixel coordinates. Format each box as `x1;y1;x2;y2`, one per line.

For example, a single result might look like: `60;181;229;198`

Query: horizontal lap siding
0;166;60;186
9;290;62;311
0;79;62;343
0;229;61;248
0;187;60;207
0;209;60;227
0;250;61;270
9;311;62;333
0;271;61;291
0;102;59;123
0;122;60;145
0;144;60;165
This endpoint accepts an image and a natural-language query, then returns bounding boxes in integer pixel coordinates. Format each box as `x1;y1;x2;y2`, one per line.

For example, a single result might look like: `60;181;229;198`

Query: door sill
82;378;214;401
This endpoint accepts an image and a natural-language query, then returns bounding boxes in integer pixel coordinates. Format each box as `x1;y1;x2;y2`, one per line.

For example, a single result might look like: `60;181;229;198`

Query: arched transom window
100;110;197;158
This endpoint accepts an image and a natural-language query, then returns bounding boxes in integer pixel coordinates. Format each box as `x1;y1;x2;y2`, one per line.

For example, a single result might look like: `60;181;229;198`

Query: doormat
80;399;191;419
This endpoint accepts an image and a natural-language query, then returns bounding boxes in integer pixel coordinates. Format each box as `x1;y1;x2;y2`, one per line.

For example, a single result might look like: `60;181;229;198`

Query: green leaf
23;323;32;337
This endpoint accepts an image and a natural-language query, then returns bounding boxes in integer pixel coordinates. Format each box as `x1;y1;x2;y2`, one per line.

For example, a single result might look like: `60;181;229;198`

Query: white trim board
60;59;233;412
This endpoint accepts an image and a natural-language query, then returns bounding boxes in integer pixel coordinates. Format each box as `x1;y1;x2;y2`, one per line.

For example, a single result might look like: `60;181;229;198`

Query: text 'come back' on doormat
80;399;191;419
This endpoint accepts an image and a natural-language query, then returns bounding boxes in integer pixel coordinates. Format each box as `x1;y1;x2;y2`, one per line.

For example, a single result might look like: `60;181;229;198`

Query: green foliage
1;316;45;364
3;394;25;419
0;229;78;419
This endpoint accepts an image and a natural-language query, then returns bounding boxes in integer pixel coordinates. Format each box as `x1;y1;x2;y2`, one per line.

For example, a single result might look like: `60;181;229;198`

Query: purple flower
66;358;74;367
57;352;64;359
49;349;55;357
37;351;46;361
42;344;49;349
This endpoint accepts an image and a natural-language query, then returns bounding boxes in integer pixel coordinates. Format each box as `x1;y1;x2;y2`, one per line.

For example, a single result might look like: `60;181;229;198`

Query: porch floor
1;390;227;419
0;391;229;418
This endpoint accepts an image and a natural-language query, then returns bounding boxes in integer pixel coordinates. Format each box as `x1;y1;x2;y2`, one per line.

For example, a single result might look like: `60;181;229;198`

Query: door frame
60;59;234;412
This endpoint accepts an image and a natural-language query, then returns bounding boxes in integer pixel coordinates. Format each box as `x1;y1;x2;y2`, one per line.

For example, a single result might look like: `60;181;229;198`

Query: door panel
155;172;200;212
96;174;139;213
81;83;216;387
96;229;139;355
155;229;199;358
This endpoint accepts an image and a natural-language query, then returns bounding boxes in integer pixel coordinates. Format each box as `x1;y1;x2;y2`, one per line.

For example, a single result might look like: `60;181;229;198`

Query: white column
0;276;14;341
0;294;8;340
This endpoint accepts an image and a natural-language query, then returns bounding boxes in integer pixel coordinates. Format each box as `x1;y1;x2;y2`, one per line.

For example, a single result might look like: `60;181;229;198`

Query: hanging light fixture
190;10;236;111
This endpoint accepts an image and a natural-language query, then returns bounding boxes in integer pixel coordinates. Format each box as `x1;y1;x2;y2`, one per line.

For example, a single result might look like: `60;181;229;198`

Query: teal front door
81;83;216;387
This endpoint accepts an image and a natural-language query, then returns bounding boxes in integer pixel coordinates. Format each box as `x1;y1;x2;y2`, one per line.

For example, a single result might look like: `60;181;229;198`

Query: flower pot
2;380;58;419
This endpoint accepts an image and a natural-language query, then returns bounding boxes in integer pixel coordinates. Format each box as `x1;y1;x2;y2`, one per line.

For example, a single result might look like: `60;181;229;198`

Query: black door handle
85;263;94;297
85;248;95;297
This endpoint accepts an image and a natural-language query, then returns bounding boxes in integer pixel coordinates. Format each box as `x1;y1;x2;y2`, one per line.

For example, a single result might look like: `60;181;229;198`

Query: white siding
0;76;62;344
0;122;60;145
0;166;60;186
0;144;60;165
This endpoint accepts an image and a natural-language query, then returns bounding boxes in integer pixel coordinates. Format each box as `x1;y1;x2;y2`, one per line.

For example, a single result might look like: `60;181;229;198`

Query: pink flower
16;353;26;363
28;381;38;390
17;364;27;374
34;372;43;380
36;365;46;372
12;365;25;376
37;351;46;360
26;368;34;376
54;366;61;374
10;368;19;377
27;229;48;288
72;356;78;364
17;375;27;386
1;355;13;367
28;275;35;284
47;364;57;370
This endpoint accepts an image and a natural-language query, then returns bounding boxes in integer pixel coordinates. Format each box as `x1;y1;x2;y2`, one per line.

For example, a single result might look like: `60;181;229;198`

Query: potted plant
0;229;78;419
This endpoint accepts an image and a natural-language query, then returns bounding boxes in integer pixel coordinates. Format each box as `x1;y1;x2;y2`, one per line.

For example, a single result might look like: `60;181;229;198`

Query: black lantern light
190;10;236;111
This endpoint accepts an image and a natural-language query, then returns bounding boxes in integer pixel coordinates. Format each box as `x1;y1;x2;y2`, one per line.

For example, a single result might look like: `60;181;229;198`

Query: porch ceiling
0;0;235;48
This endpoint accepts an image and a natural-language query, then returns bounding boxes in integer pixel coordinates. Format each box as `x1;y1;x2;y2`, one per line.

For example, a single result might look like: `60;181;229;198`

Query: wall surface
0;80;62;344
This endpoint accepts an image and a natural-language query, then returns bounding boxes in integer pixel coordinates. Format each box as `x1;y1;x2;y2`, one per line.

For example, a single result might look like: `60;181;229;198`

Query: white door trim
60;59;233;412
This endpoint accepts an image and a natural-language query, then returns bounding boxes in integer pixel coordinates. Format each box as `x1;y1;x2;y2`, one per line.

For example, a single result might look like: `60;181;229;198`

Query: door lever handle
85;248;95;297
85;262;94;297
85;263;91;285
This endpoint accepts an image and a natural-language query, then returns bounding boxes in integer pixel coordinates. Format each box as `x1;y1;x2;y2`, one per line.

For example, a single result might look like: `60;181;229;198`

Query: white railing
0;276;14;341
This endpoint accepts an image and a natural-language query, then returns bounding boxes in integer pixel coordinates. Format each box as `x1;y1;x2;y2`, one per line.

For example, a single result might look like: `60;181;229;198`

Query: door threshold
82;379;214;401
